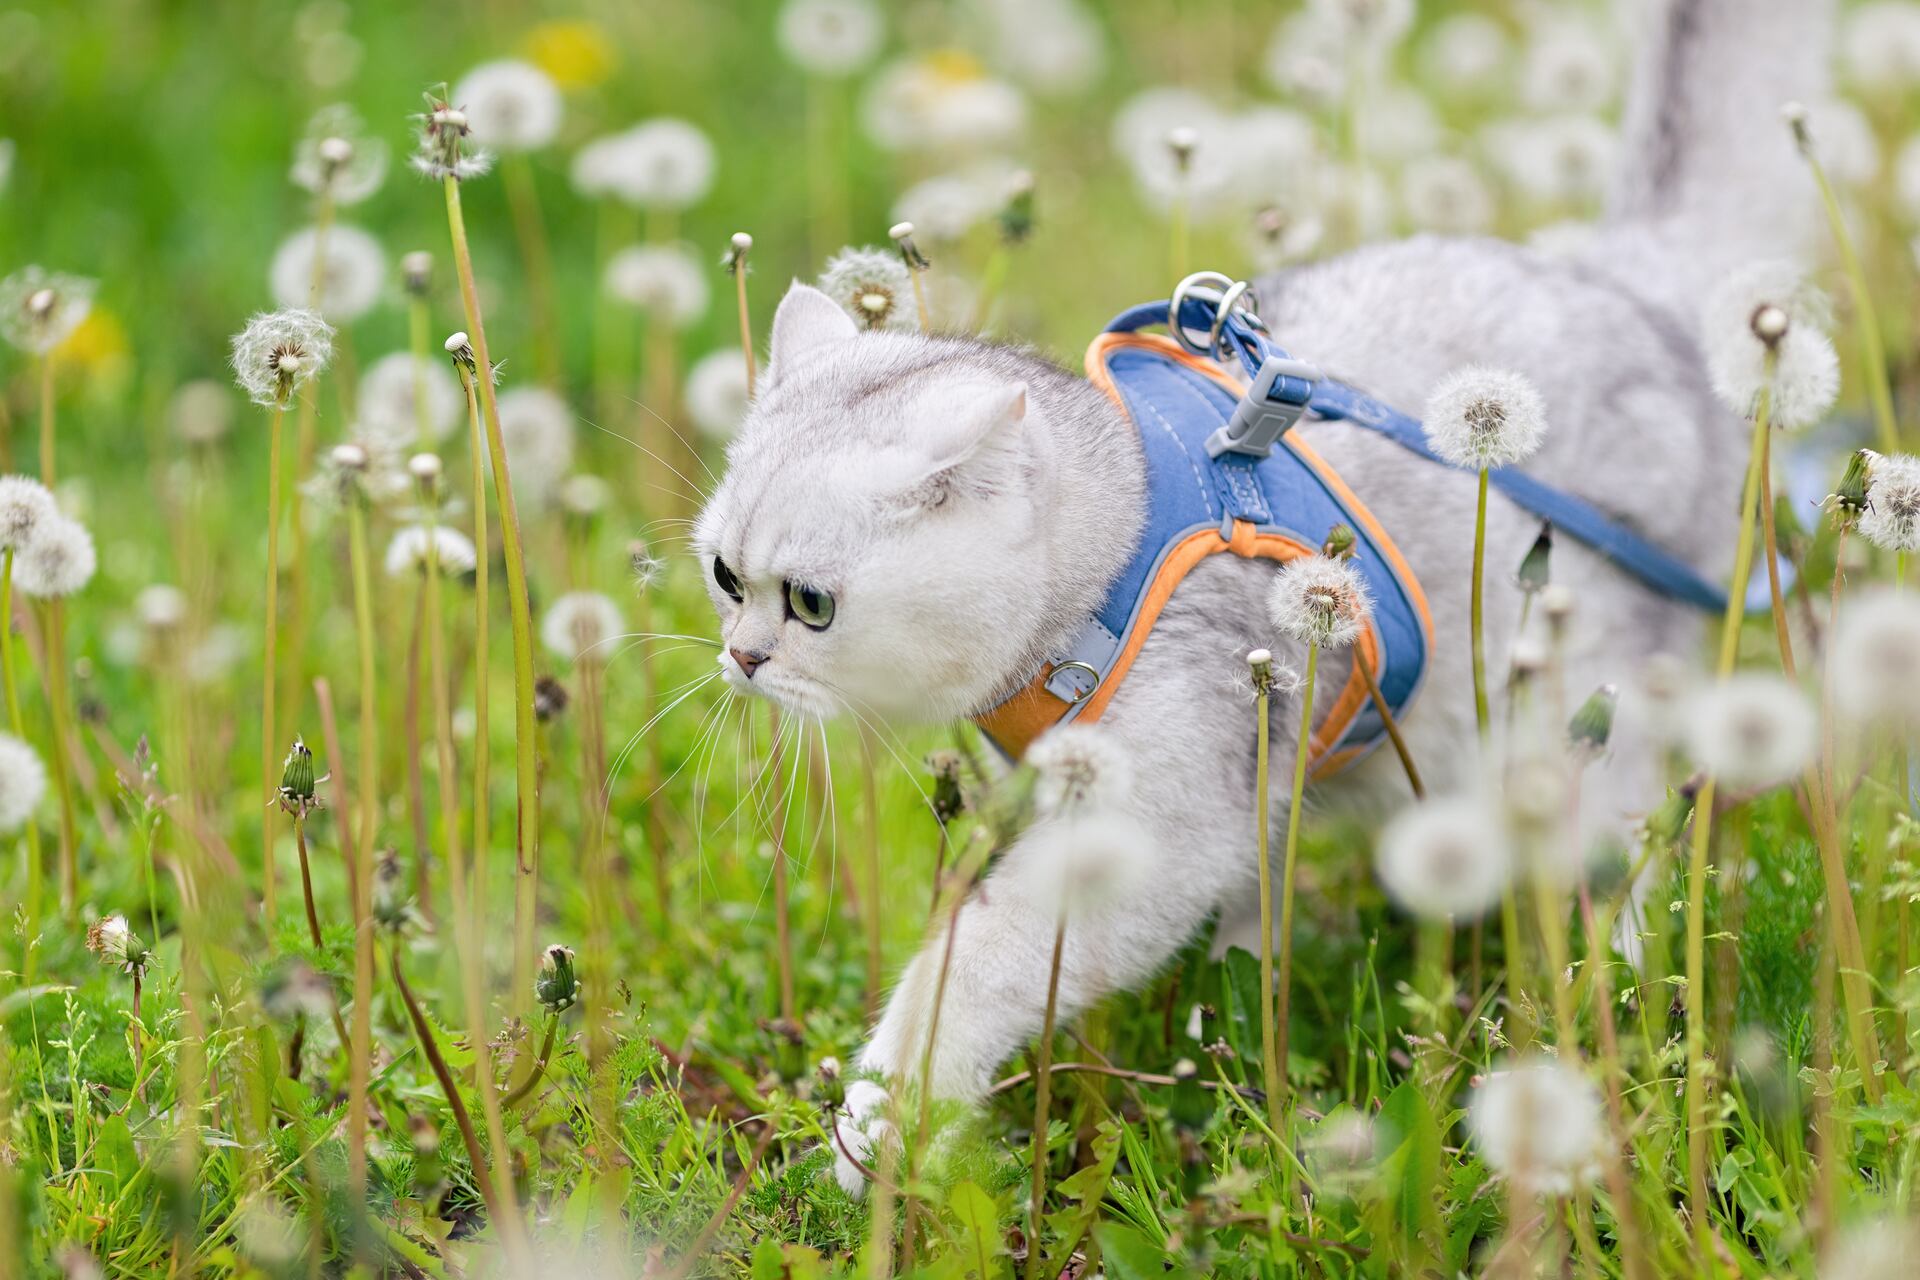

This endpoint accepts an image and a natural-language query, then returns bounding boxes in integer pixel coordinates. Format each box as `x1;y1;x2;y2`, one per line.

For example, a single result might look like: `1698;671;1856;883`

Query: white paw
832;1079;894;1199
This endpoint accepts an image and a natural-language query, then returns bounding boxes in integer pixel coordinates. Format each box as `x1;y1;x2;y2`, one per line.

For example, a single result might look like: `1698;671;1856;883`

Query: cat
691;0;1832;1195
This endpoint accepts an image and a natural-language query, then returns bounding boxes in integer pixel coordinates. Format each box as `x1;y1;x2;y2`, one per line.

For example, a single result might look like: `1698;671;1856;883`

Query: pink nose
730;647;766;678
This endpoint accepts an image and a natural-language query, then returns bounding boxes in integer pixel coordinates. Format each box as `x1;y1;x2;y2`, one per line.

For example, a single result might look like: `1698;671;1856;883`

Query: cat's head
694;283;1081;726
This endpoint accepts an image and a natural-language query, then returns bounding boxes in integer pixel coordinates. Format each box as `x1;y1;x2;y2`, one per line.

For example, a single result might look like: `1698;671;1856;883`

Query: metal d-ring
1169;271;1235;356
1207;277;1262;362
1051;660;1101;704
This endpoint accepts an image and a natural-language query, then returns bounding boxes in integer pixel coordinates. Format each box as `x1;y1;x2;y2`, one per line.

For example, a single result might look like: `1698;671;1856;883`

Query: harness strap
1106;298;1769;614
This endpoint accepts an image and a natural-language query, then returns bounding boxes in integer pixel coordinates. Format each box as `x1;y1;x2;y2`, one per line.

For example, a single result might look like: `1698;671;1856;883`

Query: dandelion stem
1253;671;1284;1133
1356;649;1424;798
36;352;53;487
443;172;543;1020
500;1012;559;1111
1025;911;1068;1280
408;297;435;452
1274;643;1320;1116
345;495;380;892
42;599;78;913
1470;467;1491;739
734;254;756;399
459;364;492;1079
314;676;374;1212
1;548;45;973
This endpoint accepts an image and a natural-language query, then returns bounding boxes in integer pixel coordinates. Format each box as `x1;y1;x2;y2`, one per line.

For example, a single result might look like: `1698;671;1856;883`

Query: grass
4;1;1920;1276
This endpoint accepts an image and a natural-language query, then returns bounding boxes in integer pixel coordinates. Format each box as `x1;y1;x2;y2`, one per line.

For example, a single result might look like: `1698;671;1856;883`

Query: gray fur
689;0;1832;1193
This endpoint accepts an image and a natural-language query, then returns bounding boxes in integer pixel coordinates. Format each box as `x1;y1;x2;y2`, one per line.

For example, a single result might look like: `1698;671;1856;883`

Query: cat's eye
711;555;743;601
786;581;835;630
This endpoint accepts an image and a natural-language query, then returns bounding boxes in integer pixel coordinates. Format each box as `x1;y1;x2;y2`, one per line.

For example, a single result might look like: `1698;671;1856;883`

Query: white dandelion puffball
1399;155;1493;235
136;583;189;631
1262;11;1350;108
1831;589;1920;729
891;165;1011;242
169;379;235;446
1422;365;1548;470
1861;452;1920;553
1353;86;1440;165
358;351;463;447
1802;98;1883;190
1519;17;1617;113
1418;14;1511;95
1686;672;1817;791
384;525;478;579
818;247;914;332
1029;809;1156;919
1702;260;1840;429
1469;1059;1604;1195
290;103;388;204
491;386;576;508
982;0;1103;96
777;0;883;77
0;265;96;354
1375;794;1512;922
454;60;563;152
1483;115;1616;206
1027;721;1136;818
1822;1216;1920;1280
558;473;612;519
1843;1;1920;93
0;474;55;550
230;309;335;407
1306;0;1414;51
269;223;386;322
0;732;48;834
14;515;96;599
1268;554;1371;649
862;57;1028;155
603;244;710;326
574;119;715;210
1112;88;1236;213
542;591;626;663
1229;107;1322;207
686;349;752;440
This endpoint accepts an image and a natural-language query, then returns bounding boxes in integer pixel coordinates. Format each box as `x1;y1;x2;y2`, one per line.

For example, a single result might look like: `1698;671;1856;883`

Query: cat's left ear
767;282;858;385
899;381;1028;506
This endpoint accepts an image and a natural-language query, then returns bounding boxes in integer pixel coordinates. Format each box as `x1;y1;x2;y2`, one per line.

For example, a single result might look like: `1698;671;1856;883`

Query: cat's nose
729;647;767;678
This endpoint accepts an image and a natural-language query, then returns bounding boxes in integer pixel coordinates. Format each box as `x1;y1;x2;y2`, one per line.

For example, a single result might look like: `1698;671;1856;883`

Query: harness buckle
1206;353;1321;459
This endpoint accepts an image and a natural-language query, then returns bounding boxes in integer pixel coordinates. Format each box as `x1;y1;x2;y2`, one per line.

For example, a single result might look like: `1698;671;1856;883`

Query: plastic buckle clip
1205;353;1321;459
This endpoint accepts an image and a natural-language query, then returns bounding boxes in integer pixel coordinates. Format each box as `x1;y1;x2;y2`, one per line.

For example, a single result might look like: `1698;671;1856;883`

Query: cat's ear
899;380;1028;506
767;282;857;383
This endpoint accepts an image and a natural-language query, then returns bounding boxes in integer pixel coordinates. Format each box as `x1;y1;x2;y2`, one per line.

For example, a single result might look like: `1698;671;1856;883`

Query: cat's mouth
717;652;840;722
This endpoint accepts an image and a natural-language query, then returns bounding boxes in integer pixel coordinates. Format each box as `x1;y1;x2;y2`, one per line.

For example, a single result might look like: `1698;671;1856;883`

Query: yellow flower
522;20;615;89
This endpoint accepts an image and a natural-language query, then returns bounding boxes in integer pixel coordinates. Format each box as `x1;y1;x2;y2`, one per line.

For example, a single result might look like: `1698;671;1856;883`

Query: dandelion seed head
570;119;715;209
1831;588;1920;730
383;524;477;579
1860;452;1920;552
1483;113;1617;206
1267;554;1370;649
490;386;577;509
168;379;235;446
603;244;710;326
819;247;914;331
1703;260;1840;428
559;473;611;519
0;731;47;833
454;60;564;152
1375;793;1512;921
290;103;388;204
1400;154;1494;235
777;0;883;77
1469;1058;1604;1195
1518;17;1616;113
86;913;151;974
1028;722;1135;818
136;583;189;632
862;56;1028;155
1417;14;1511;92
358;351;463;447
686;349;752;440
269;224;386;322
14;515;94;599
1029;809;1156;919
1422;365;1548;469
1822;1215;1920;1280
542;591;625;663
1686;672;1816;791
0;266;96;354
0;475;55;550
1112;89;1236;211
408;452;442;485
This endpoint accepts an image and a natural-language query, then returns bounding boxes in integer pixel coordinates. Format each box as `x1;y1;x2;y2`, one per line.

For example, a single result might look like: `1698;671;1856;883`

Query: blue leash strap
1105;298;1762;615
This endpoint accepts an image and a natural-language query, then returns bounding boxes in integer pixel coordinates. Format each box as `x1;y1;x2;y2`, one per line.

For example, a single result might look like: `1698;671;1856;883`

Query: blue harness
973;292;1750;774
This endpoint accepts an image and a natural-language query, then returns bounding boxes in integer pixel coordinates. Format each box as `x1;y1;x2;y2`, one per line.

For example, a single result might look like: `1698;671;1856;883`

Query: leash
1105;275;1760;615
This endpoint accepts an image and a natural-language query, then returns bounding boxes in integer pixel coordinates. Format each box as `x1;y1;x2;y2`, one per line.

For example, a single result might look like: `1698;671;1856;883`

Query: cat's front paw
831;1079;894;1199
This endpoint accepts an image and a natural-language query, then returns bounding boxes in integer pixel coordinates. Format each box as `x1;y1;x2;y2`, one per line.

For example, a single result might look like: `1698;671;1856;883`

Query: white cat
692;0;1831;1194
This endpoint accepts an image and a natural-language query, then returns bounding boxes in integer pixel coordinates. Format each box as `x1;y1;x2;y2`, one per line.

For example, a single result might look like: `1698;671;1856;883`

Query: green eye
786;581;835;630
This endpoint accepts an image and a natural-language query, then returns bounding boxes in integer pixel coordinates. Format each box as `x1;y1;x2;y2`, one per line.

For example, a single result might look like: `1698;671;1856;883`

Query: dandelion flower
0;732;47;833
384;525;478;579
0;266;96;354
1267;554;1370;649
1702;261;1840;429
686;349;752;439
230;309;334;407
541;591;626;663
1029;809;1156;919
491;386;576;508
169;379;235;446
1374;793;1512;921
1860;452;1920;552
1469;1058;1604;1195
1831;589;1920;729
0;475;55;549
1685;672;1816;791
269;224;386;322
14;515;95;599
410;99;493;182
1423;366;1548;470
603;244;710;326
454;60;564;151
1028;722;1135;818
358;351;463;446
777;0;883;77
289;104;389;205
818;247;913;331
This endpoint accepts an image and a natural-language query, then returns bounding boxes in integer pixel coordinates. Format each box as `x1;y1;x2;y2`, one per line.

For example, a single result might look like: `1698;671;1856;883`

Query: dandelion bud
1246;647;1276;695
1516;523;1553;595
1642;782;1698;846
1751;303;1789;347
1567;683;1617;757
1825;449;1874;528
279;735;316;812
536;943;579;1013
401;250;433;296
533;673;570;722
725;231;753;275
1321;523;1356;560
817;1056;846;1109
86;914;152;976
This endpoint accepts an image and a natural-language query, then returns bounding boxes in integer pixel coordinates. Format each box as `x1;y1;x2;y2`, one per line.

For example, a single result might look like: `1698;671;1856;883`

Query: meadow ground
7;1;1920;1275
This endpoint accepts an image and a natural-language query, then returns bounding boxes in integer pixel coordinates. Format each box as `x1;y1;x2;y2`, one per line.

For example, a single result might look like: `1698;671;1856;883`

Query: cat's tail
1605;0;1833;292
